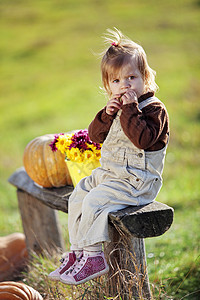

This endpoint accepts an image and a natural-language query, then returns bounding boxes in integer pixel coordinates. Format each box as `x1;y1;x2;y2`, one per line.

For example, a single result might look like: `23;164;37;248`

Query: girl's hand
121;90;138;105
106;95;122;115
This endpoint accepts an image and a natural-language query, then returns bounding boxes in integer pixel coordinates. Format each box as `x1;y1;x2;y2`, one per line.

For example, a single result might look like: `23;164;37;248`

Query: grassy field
0;0;200;298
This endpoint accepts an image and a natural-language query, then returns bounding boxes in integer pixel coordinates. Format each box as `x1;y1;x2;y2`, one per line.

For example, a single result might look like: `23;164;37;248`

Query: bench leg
17;189;65;256
105;224;151;300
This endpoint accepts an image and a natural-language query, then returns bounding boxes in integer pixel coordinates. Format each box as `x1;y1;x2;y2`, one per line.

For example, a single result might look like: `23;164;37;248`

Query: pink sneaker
48;251;76;281
60;251;109;285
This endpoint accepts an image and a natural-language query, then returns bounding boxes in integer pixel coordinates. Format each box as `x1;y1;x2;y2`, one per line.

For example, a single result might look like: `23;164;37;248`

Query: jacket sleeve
120;101;169;151
88;107;116;143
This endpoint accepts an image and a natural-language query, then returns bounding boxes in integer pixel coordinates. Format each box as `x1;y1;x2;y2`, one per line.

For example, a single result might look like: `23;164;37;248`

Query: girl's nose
121;80;131;90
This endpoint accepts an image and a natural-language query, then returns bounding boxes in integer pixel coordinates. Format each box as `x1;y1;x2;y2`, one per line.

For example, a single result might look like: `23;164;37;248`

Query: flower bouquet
49;129;101;186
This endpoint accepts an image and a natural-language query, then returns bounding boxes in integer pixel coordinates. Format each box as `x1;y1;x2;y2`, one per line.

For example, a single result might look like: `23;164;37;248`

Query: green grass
0;0;200;298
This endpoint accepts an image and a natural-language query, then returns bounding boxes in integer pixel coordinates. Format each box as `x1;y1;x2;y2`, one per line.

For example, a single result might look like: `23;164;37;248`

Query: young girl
48;29;169;285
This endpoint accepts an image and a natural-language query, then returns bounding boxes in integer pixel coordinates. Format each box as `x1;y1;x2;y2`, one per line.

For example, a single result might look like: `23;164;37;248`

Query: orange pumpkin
23;134;72;188
0;281;43;299
0;233;28;281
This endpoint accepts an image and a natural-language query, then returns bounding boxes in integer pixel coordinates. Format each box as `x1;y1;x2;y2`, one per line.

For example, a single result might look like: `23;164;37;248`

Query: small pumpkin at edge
0;281;43;299
0;233;28;282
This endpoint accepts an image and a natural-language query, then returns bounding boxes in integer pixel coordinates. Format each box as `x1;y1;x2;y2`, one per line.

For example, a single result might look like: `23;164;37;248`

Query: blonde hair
101;28;158;96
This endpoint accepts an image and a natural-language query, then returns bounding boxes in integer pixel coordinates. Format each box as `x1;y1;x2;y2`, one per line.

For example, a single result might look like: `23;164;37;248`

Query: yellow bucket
65;160;101;187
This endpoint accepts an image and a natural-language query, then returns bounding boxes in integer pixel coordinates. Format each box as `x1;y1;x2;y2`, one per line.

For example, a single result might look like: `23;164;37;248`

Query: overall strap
139;97;161;110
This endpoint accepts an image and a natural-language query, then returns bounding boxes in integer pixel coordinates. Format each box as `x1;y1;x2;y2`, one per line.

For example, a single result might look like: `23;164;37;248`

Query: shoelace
70;255;87;275
65;254;86;275
59;254;69;270
64;260;78;275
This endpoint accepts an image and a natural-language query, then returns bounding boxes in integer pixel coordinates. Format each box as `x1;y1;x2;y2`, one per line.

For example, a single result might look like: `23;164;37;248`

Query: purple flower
49;133;64;152
49;130;101;154
69;129;101;152
92;142;101;150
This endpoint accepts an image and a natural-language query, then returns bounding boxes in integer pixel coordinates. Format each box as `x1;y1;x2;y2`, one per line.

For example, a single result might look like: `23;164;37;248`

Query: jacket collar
138;92;154;103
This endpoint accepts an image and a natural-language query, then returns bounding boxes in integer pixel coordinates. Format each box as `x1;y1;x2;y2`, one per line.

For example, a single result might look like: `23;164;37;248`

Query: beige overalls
68;97;168;248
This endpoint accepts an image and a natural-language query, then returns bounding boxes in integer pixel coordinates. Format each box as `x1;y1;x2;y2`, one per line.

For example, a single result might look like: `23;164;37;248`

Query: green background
0;0;200;298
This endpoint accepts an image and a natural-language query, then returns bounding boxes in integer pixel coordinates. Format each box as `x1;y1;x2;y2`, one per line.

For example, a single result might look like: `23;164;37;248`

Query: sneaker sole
48;275;60;281
60;265;109;285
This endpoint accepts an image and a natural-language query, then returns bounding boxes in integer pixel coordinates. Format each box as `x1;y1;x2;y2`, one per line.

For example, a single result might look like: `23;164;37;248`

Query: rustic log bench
9;167;174;300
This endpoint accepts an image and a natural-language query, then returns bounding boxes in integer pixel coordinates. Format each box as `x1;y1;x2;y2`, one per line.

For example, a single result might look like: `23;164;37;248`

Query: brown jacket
88;92;169;151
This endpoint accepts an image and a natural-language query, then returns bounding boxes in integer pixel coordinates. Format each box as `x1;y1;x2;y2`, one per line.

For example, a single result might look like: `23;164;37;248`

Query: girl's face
108;58;145;99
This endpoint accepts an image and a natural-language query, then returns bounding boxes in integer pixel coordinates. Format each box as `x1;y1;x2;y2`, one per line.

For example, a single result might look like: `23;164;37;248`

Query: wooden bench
9;167;174;299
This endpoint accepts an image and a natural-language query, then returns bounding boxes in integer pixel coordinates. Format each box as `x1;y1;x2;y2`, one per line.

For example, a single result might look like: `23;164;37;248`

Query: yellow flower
94;149;101;160
67;147;83;162
87;143;95;151
84;150;95;162
64;134;73;147
56;135;68;154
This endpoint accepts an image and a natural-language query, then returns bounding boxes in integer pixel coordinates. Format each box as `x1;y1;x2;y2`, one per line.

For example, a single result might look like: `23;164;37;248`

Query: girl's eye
129;76;135;80
113;79;119;83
